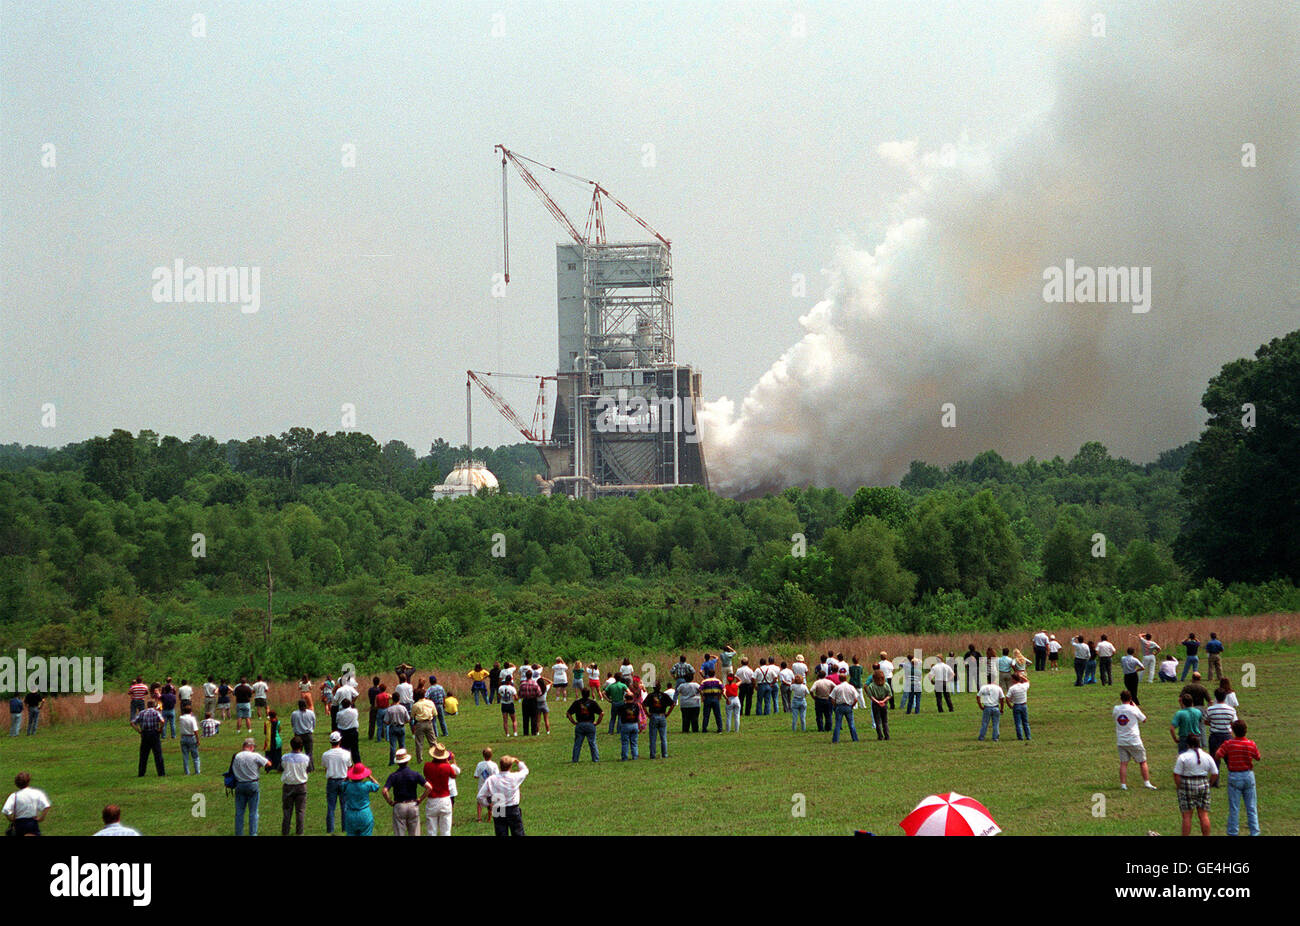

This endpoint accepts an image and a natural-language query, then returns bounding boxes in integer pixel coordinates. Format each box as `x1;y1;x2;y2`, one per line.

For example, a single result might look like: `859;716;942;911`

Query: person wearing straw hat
341;761;381;837
382;749;426;836
422;743;459;835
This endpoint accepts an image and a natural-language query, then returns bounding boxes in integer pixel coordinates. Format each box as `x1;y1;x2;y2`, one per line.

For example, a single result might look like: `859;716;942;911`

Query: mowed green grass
4;645;1295;836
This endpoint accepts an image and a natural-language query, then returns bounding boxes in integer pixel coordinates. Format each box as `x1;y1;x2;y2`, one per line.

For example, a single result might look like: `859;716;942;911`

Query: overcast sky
3;1;1295;484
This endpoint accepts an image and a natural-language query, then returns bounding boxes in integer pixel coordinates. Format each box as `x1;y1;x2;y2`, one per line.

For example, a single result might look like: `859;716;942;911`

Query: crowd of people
2;628;1264;837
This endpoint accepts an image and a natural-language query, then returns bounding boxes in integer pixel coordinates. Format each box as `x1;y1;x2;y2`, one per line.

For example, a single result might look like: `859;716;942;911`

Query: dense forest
2;329;1296;682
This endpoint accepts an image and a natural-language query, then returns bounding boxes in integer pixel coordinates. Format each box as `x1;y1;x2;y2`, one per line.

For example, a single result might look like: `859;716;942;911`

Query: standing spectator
551;658;569;701
159;686;178;738
1032;629;1050;671
128;676;147;722
374;684;390;743
878;652;896;707
567;688;604;762
366;676;381;740
382;749;426;836
603;672;628;735
699;670;725;733
644;683;673;757
1180;633;1201;680
335;699;360;764
488;662;502;704
321;731;352;835
535;671;552;735
720;644;738;678
496;676;518;738
291;699;316;772
297;674;314;712
217;678;233;720
1011;648;1030;678
427;676;449;738
1204;633;1225;681
676;674;701;733
1215;678;1240;713
1113;690;1157;790
252;675;269;719
1096;636;1116;686
931;658;955;713
960;646;980;693
9;693;23;737
203;676;218;720
752;658;770;715
788;674;808;732
1006;673;1031;741
1071;636;1091;687
997;649;1015;692
231;737;272;836
975;680;1006;742
178;679;193;711
422;744;459;836
93;805;140;836
1047;634;1062;671
280;736;310;836
1137;633;1161;682
263;710;283;771
1084;640;1098;685
830;673;860;743
518;670;541;737
616;697;641;759
1121;647;1143;706
1204;690;1238;783
778;662;795;714
393;674;413;712
384;697;411;762
867;670;892;741
1215;720;1261;837
572;661;588;697
468;664;490;706
132;699;166;777
178;705;201;775
811;668;835;733
341;762;381;837
736;658;755;715
902;655;923;715
477;755;529;837
700;652;718;679
232;677;255;733
1170;693;1202;753
1173;735;1218;836
410;694;439;760
474;749;499;822
725;674;743;732
3;772;50;835
23;686;43;735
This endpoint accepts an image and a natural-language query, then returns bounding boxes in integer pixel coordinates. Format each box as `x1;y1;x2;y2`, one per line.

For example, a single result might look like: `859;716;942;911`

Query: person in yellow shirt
467;664;490;706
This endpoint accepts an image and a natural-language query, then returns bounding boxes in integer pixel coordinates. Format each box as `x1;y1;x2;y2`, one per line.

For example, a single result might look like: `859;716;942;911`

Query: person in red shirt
724;674;741;732
422;745;459;836
375;686;391;743
1214;720;1261;836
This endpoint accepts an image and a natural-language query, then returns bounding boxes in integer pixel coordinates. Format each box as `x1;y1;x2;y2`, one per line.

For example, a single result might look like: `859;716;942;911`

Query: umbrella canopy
899;792;1000;836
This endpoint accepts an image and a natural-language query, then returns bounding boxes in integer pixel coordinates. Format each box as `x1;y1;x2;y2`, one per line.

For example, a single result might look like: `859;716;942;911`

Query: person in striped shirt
1214;720;1261;836
1204;689;1238;784
128;677;148;722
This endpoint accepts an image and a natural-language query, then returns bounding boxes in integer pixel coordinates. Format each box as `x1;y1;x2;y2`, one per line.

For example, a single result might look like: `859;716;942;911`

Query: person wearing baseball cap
321;730;352;835
341;761;380;836
383;749;426;836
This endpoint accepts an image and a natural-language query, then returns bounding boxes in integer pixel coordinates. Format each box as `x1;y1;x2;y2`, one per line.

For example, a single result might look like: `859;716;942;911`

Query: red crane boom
467;370;554;444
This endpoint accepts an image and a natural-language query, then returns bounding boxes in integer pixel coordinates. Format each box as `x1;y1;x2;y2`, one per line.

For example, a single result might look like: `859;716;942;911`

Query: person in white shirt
1113;689;1157;790
252;676;270;718
551;659;569;701
1005;674;1031;740
177;705;202;774
203;678;219;717
829;678;860;743
496;681;519;737
1137;633;1161;682
1032;630;1050;671
476;756;529;836
931;659;956;713
178;681;194;709
322;731;353;835
778;664;796;713
2;773;51;836
735;660;755;716
1096;635;1117;686
976;682;1006;742
1071;636;1092;686
1047;635;1062;671
393;677;414;707
93;804;140;836
1158;655;1179;683
1173;735;1219;836
280;736;311;835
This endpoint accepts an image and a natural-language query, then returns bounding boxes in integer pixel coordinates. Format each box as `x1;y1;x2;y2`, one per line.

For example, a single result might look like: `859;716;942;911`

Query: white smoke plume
701;2;1299;497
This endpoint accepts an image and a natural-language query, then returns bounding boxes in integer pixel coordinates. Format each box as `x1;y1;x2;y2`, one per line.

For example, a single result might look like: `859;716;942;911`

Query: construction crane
495;144;670;284
467;370;554;445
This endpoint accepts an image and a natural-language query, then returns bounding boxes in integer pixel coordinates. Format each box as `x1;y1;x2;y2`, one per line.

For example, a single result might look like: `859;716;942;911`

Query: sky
2;1;1296;492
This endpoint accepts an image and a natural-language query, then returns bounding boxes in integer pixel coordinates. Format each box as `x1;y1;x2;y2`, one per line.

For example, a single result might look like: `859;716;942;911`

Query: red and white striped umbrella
899;792;1001;836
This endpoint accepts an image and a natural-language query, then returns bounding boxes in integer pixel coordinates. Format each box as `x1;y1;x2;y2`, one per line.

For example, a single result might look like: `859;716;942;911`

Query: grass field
4;632;1294;837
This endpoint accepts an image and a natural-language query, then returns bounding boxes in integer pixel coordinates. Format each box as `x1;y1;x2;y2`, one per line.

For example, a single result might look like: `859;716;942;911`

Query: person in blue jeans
902;658;922;714
643;684;672;758
1217;720;1261;837
976;682;1005;741
24;690;43;735
699;671;725;733
8;696;22;737
1180;633;1201;680
830;679;859;743
616;700;640;760
566;692;602;762
1006;674;1031;741
383;699;409;765
230;738;272;836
